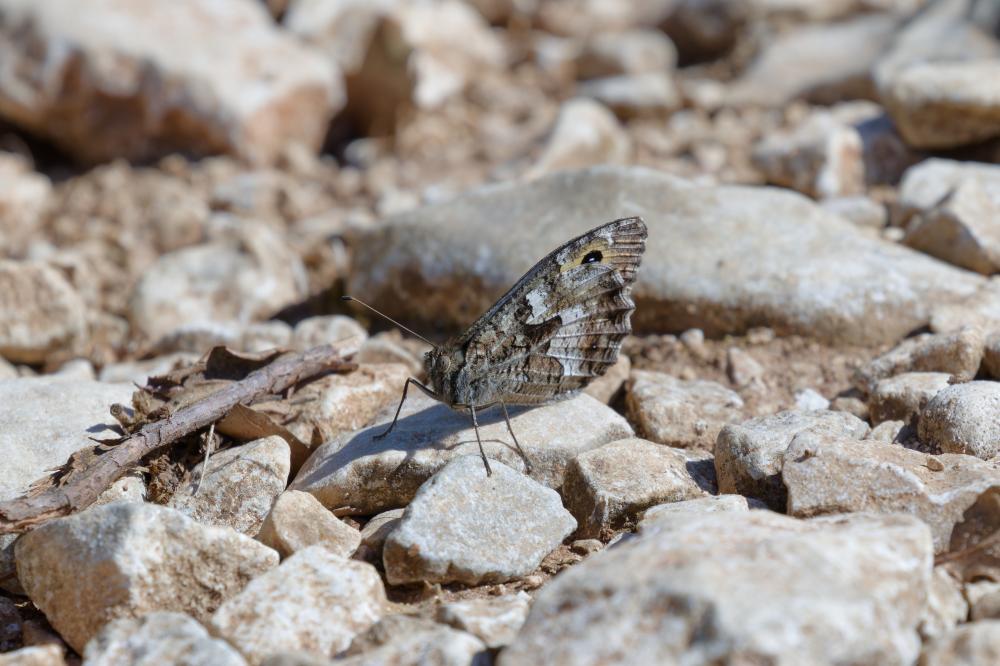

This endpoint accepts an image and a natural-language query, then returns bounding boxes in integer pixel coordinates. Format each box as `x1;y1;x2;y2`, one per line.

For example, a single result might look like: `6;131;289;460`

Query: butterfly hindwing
452;217;647;406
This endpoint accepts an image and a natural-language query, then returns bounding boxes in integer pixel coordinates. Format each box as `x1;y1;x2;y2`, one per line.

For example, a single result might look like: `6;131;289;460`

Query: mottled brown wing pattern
455;217;646;406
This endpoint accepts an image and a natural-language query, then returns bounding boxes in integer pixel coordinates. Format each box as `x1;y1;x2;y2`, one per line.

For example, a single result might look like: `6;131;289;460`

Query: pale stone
93;472;147;508
919;620;1000;665
0;0;341;164
919;382;1000;459
347;166;983;347
128;224;308;342
577;73;681;119
499;511;933;665
383;456;576;585
784;431;1000;552
356;334;426;376
0;378;134;503
869;372;952;424
854;328;984;394
882;60;1000;149
920;567;968;641
98;352;200;385
169;436;291;535
292;392;632;515
282;363;410;445
968;580;1000;621
436;592;531;649
82;612;247;666
575;29;676;79
714;409;869;510
209;545;385;665
626;370;744;449
355;509;404;564
0;153;51;255
256;490;360;559
821;195;887;230
291;316;368;353
0;646;65;666
529;98;631;177
15;503;278;652
562;438;712;538
0;261;86;364
582;354;630;404
638;494;750;534
896;159;1000;225
336;615;486;666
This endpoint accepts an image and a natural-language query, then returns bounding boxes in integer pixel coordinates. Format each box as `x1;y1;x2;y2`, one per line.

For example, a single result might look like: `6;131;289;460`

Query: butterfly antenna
341;296;436;347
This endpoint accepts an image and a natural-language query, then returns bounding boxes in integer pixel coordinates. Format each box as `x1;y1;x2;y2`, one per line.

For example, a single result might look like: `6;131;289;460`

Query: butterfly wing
447;217;647;407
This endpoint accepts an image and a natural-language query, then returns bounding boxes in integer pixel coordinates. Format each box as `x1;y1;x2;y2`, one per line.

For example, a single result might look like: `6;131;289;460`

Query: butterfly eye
582;250;603;264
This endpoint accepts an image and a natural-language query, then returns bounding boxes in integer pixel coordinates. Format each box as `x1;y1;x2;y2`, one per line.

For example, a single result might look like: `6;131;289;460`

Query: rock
0;154;52;255
931;277;1000;334
729;15;900;106
15;502;278;652
881;60;1000;150
0;646;64;666
528;98;631;177
794;388;830;412
292;392;632;515
896;158;1000;225
0;378;133;503
968;580;1000;620
383;456;576;585
783;431;1000;552
93;472;147;508
576;73;680;119
239;321;294;353
168;436;290;535
575;29;676;79
436;592;531;649
98;352;200;385
290;316;367;353
660;0;744;64
725;347;763;388
903;176;1000;274
209;545;385;665
355;509;405;564
562;438;712;538
0;261;87;364
0;534;18;595
336;615;486;666
638;494;750;533
868;419;906;443
985;332;1000;379
0;595;19;651
625;370;744;449
821;195;887;230
919;382;1000;459
920;567;968;641
499;511;933;665
83;612;247;666
715;409;869;510
128;224;308;342
347;166;984;347
854;328;984;394
282;363;411;445
870;372;952;425
256;490;360;559
355;333;426;376
0;0;341;164
919;620;1000;665
582;354;630;404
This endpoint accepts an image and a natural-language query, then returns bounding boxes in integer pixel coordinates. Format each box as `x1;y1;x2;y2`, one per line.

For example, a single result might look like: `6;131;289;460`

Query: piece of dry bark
0;344;354;534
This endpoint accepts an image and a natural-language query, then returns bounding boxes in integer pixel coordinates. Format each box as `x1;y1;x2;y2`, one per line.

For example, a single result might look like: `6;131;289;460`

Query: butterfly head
424;346;465;403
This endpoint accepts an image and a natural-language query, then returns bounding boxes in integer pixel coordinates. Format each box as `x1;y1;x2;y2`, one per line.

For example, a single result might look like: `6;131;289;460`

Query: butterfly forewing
453;217;647;407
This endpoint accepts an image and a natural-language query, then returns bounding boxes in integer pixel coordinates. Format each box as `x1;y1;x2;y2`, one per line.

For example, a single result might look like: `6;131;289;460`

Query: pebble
561;437;712;539
625;370;744;449
355;509;405;564
0;262;87;364
335;615;486;666
290;315;368;353
638;494;750;534
919;382;1000;460
715;409;869;510
383;456;576;585
853;327;984;394
82;612;247;666
15;502;278;652
529;98;631;177
577;73;681;119
209;545;385;665
436;592;532;649
500;511;932;665
292;391;632;515
255;490;360;559
918;620;1000;665
783;431;1000;552
0;646;65;666
869;372;952;425
169;436;290;536
920;567;968;641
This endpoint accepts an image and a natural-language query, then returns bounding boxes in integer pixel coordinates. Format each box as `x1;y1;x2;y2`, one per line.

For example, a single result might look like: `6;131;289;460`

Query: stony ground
3;0;1000;664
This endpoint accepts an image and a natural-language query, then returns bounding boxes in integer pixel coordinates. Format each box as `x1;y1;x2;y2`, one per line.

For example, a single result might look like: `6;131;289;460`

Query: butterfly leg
373;378;438;440
499;400;533;474
468;405;494;476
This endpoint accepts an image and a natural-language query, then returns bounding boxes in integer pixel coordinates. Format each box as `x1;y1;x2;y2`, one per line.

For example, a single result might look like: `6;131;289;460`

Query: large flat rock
347;167;982;346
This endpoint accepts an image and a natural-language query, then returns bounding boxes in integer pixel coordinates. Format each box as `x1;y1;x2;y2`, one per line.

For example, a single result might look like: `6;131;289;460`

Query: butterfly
344;216;647;475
